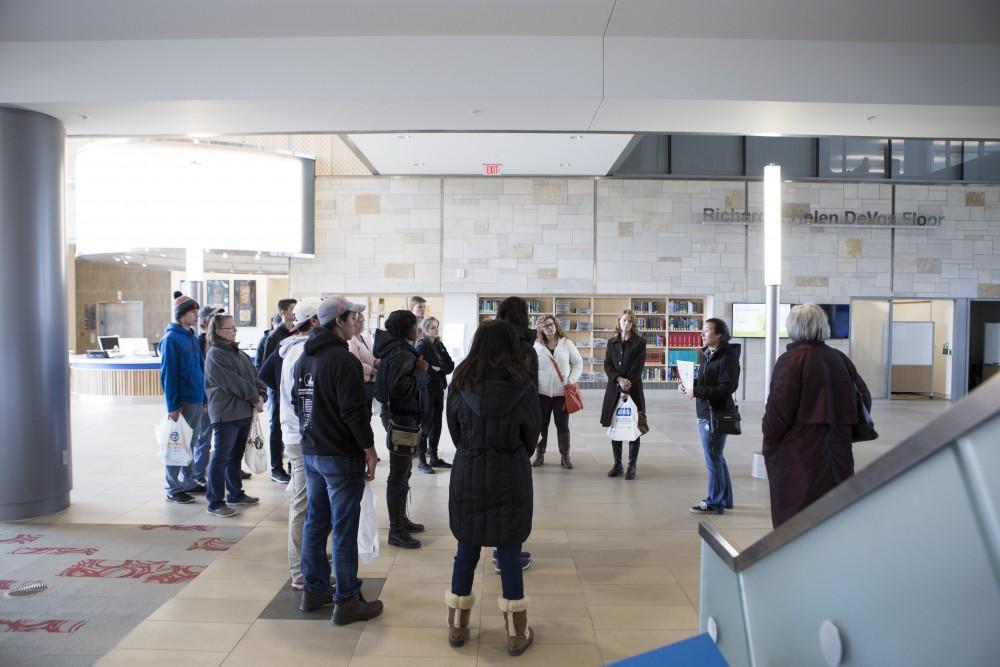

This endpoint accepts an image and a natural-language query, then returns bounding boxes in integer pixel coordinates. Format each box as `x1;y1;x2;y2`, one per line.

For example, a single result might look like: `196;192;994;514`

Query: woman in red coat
762;303;872;528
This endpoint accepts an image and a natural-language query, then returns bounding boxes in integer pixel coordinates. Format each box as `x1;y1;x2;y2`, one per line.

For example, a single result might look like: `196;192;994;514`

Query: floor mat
259;577;386;621
0;522;250;667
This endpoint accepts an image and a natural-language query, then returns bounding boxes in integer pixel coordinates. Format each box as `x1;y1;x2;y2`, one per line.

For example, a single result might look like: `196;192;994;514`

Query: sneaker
689;501;724;515
290;577;305;591
240;470;252;480
493;549;533;573
207;504;237;517
165;492;195;504
186;483;207;494
429;458;453;469
228;494;259;505
417;460;435;475
271;469;291;484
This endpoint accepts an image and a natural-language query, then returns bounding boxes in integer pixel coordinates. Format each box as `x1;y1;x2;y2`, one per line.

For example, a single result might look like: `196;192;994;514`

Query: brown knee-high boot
557;432;573;469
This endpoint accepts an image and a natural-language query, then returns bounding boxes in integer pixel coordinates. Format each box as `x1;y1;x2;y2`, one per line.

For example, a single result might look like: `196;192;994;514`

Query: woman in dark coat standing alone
444;320;541;656
763;303;872;528
415;316;455;473
600;310;646;480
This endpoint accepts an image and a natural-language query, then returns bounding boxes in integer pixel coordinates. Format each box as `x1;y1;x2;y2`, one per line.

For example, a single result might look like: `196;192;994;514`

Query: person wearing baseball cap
255;298;320;590
293;295;382;624
158;294;208;504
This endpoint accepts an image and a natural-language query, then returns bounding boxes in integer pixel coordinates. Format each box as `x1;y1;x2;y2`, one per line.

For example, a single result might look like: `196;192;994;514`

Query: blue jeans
192;408;213;482
301;454;366;602
207;418;251;508
165;401;203;494
698;418;733;510
451;542;524;600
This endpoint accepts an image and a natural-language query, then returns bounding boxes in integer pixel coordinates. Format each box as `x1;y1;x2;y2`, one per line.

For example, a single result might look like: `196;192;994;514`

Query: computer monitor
98;335;120;352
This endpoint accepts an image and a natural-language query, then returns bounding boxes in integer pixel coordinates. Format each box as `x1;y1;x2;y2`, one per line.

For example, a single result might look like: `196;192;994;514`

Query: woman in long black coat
600;310;647;480
444;319;540;656
415;316;455;473
763;304;872;528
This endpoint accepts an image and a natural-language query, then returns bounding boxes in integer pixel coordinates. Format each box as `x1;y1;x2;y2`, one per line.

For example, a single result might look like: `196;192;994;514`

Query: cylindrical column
0;107;71;520
764;284;780;398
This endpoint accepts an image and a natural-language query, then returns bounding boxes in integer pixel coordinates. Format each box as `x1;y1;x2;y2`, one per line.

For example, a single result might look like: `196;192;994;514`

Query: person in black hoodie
600;310;647;480
496;296;539;387
679;317;741;514
373;310;428;549
292;295;382;625
415;316;455;473
444;319;540;655
262;299;297;484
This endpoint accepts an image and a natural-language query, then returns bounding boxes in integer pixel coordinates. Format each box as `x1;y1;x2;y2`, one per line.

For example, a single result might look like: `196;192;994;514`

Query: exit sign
483;163;502;176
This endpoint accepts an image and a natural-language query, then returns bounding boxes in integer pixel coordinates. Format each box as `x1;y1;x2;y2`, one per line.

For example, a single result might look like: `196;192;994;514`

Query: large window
964;141;1000;182
818;138;888;179
891;139;962;180
612;135;669;176
670;135;744;177
746;137;817;178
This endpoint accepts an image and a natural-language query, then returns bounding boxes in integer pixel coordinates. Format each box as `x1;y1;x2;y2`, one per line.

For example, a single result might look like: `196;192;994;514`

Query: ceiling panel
347;132;634;176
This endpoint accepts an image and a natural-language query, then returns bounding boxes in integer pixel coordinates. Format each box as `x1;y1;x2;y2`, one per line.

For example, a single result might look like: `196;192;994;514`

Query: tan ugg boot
498;595;533;657
445;590;475;647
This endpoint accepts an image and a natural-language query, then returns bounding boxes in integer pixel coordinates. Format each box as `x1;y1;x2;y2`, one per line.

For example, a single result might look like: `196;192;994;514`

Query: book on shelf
632;300;660;314
669;300;702;314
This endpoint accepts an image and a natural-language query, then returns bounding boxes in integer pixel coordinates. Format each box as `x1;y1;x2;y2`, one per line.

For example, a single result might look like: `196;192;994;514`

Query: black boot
387;493;421;549
299;588;334;612
532;434;546;467
558;432;573;470
625;441;640;480
607;441;623;477
428;444;452;469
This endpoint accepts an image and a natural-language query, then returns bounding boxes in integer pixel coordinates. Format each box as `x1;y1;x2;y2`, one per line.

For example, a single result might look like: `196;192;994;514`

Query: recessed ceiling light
560;163;572;167
114;257;121;262
122;260;129;265
125;255;131;259
570;135;584;140
222;252;229;259
141;263;147;268
398;134;411;140
413;162;425;167
159;253;166;258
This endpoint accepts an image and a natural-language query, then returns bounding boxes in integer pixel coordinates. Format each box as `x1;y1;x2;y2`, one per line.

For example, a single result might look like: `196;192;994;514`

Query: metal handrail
700;374;1000;573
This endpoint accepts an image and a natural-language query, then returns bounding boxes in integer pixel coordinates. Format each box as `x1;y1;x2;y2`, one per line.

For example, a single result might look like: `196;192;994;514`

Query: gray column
0;107;71;520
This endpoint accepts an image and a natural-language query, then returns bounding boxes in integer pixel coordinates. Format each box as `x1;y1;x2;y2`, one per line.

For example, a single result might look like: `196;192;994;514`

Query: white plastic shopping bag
607;394;642;443
243;413;269;474
357;482;380;564
156;414;193;466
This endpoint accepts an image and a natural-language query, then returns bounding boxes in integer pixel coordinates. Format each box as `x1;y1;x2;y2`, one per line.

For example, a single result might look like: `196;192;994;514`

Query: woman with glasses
204;314;267;517
532;315;583;469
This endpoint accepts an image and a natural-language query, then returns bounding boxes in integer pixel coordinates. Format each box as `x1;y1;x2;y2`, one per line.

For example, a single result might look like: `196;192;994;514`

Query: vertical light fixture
763;164;782;397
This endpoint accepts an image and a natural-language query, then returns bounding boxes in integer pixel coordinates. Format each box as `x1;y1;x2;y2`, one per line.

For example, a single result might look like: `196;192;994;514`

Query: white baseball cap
290;299;321;332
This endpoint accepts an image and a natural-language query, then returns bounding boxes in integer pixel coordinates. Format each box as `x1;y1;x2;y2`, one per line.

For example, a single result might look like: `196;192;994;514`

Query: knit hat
173;295;199;321
384;310;417;338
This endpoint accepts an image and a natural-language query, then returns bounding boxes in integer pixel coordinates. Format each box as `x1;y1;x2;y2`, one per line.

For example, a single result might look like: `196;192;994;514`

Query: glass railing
698;378;1000;666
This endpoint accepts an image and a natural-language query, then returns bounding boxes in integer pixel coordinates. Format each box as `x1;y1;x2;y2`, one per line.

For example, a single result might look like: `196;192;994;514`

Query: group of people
158;290;871;655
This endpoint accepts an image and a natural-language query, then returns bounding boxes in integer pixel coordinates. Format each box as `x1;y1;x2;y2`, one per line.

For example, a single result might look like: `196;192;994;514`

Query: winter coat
204;341;267;424
262;323;292;366
692;342;742;420
416;337;455;391
762;341;872;528
348;332;377;383
277;334;309;456
254;330;270;368
446;369;541;547
534;337;583;398
502;324;539;388
158;323;206;413
293;327;374;458
373;329;423;426
600;334;646;427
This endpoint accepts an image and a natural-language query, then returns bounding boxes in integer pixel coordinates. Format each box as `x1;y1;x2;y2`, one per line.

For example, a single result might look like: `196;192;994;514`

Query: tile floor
7;391;950;666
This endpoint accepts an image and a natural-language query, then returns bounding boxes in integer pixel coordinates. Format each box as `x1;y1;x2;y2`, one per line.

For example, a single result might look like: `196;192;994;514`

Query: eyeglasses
218;326;237;331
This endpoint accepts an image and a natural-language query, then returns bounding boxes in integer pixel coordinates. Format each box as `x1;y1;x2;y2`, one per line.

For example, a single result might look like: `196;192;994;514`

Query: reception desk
70;356;163;398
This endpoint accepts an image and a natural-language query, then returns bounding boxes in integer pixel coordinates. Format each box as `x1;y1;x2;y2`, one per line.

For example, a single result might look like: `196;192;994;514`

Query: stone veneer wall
290;177;1000;398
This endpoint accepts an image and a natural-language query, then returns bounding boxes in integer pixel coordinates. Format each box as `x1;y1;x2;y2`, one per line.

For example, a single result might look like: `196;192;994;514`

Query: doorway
968;299;1000;393
850;298;956;400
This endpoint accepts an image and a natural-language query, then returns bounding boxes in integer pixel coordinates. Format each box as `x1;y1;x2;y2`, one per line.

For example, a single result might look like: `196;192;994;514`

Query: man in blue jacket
159;294;208;504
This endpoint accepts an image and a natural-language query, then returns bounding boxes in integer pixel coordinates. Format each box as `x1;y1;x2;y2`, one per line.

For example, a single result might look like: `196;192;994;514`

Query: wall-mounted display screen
732;303;792;338
818;304;851;339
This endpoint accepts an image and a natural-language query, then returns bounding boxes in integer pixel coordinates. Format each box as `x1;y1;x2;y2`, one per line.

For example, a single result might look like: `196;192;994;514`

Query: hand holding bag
545;352;582;414
243;413;269;474
156;414;193;466
357;481;380;564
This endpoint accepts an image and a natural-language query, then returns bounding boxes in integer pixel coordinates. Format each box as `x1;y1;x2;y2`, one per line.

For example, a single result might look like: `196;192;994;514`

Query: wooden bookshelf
477;295;709;388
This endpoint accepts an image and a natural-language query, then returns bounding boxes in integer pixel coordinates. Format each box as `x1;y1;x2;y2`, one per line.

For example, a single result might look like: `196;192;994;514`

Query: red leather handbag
547;353;582;414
